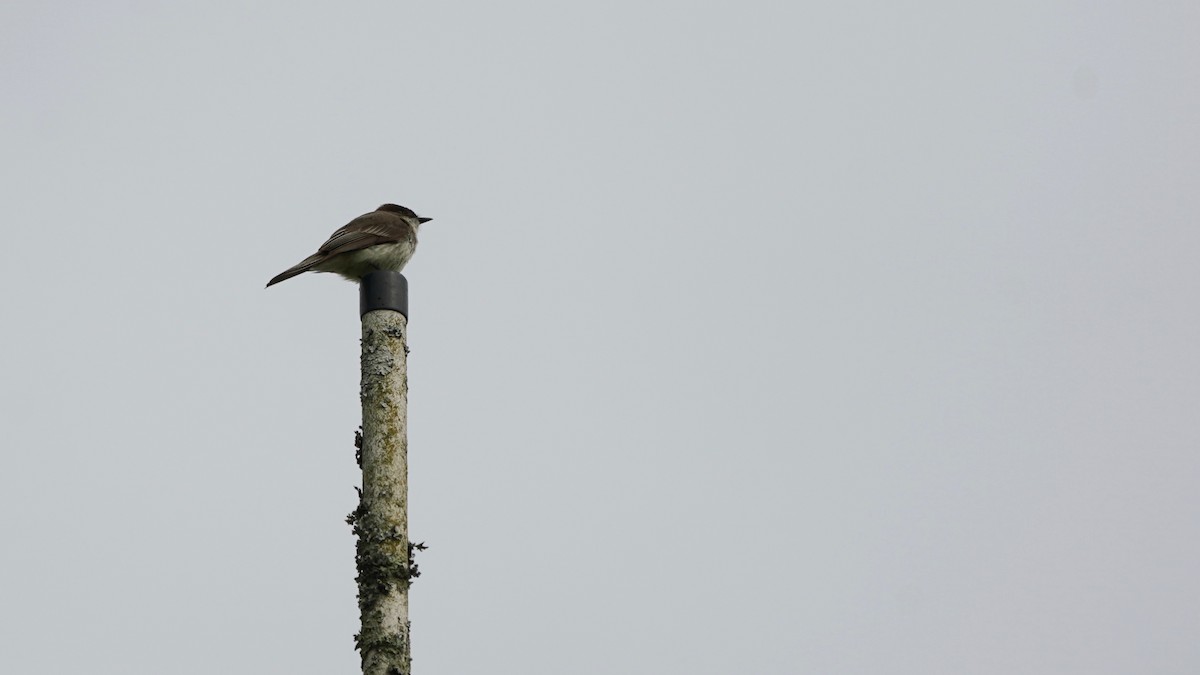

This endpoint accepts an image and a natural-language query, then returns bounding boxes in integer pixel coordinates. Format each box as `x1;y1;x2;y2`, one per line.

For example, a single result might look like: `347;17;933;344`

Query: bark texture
353;309;412;675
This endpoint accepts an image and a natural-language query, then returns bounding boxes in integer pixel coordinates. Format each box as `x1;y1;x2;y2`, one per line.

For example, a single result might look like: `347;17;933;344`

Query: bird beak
418;217;433;223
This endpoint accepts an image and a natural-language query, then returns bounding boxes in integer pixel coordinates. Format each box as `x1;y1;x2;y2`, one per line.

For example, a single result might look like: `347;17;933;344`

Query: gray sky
3;2;1198;673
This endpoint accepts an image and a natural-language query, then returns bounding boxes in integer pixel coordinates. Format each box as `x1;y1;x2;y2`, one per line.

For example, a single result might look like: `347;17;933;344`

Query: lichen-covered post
352;271;414;675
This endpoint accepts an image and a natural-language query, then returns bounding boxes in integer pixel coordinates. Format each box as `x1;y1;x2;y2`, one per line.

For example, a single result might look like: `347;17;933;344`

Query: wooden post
350;271;414;675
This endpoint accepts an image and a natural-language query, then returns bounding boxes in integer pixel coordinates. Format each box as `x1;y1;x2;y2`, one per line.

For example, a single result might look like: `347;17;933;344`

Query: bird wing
317;211;415;257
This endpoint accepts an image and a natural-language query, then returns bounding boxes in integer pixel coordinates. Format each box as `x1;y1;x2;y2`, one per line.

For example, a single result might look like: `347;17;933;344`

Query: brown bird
266;204;431;288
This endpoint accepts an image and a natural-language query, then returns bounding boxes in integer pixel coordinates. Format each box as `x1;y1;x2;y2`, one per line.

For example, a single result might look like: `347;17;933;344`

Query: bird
266;204;431;288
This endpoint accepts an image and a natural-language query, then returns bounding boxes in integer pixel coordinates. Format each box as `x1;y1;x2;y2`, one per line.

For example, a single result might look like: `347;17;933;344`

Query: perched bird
266;204;431;288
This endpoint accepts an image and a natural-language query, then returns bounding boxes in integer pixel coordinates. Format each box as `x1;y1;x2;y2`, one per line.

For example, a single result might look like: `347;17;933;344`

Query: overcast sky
3;2;1199;674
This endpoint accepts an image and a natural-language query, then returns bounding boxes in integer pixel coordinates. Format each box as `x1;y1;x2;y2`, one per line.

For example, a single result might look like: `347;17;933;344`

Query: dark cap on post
360;271;408;319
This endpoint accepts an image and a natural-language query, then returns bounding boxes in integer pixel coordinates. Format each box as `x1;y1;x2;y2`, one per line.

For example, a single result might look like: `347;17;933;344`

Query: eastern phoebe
266;204;431;287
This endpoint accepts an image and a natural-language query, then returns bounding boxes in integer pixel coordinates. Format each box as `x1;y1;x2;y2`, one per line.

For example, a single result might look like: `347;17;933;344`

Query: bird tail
266;254;325;288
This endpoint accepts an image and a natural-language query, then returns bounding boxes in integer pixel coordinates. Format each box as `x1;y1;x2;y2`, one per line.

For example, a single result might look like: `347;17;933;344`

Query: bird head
376;203;432;223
